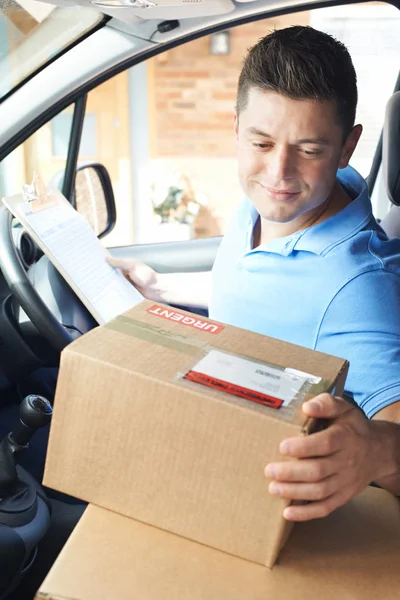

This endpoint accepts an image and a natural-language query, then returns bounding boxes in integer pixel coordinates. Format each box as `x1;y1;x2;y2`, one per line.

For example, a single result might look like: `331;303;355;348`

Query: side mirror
73;163;117;239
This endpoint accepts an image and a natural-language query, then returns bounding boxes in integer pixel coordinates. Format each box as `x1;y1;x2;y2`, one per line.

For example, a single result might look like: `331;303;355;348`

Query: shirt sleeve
314;268;400;418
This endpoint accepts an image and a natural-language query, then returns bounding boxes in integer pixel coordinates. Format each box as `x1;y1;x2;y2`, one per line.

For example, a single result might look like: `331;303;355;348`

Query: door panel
108;236;221;274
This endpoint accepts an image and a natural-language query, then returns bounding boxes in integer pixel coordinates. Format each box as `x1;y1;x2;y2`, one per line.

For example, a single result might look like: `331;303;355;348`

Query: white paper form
4;194;143;324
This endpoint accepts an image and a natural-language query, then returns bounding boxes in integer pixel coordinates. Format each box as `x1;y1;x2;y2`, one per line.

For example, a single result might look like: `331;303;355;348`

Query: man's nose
266;147;294;180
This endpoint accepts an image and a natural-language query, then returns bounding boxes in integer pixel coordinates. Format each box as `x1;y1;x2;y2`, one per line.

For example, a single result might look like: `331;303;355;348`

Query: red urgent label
146;305;224;334
184;370;283;409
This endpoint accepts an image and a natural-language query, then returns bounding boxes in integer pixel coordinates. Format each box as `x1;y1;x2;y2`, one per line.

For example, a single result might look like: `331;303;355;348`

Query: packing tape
105;315;204;356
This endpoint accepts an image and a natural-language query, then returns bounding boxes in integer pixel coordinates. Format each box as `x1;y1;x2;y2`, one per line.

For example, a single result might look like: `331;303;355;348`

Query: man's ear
339;124;363;169
233;111;239;139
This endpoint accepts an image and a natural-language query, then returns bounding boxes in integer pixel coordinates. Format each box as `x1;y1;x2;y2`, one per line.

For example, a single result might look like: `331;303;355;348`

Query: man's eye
303;149;322;156
252;142;272;149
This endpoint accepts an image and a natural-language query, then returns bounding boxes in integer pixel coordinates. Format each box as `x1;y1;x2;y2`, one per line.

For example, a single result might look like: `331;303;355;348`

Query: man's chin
255;208;299;224
248;193;303;222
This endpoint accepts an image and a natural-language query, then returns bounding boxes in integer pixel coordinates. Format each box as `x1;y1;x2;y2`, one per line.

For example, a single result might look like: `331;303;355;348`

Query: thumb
106;255;144;287
106;256;157;292
106;255;136;271
302;393;353;420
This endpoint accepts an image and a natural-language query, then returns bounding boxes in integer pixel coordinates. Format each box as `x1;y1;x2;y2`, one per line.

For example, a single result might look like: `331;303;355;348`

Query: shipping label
184;349;308;409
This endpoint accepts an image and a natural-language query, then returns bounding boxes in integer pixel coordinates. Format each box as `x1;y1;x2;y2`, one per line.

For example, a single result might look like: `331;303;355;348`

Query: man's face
234;89;360;226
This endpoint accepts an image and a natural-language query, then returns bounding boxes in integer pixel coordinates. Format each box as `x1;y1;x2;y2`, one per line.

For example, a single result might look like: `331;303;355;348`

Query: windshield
0;0;103;102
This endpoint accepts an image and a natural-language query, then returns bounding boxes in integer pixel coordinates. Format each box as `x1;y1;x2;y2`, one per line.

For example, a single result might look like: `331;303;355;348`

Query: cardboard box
36;487;400;600
43;301;348;567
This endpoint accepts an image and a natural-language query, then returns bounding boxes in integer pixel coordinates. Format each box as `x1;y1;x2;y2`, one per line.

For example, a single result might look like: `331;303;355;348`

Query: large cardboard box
43;301;348;567
36;487;400;600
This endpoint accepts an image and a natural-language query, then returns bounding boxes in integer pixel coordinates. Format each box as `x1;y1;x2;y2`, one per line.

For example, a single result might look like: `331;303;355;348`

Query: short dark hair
237;26;358;138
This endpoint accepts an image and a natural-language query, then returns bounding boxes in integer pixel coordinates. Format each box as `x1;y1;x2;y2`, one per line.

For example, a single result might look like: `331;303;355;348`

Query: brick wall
151;12;310;159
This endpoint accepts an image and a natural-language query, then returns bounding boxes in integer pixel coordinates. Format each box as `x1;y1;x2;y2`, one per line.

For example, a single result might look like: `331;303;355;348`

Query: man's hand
264;393;399;522
107;256;163;302
107;256;211;309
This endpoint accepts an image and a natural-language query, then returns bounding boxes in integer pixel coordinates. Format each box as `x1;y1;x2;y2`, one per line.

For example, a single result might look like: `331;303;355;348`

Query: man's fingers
265;456;337;482
282;488;353;522
302;393;354;420
277;424;343;458
269;474;339;501
106;256;139;286
106;256;154;288
106;256;137;271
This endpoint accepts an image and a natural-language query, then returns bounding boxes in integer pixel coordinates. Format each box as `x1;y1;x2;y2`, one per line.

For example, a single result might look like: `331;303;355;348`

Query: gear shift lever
0;395;52;599
10;394;52;447
0;395;52;495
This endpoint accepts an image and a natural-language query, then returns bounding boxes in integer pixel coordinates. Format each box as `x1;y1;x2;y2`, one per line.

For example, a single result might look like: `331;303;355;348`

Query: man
109;25;400;521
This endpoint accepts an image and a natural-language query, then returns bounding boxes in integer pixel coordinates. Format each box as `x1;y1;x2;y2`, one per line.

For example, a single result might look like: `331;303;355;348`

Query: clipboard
2;174;143;325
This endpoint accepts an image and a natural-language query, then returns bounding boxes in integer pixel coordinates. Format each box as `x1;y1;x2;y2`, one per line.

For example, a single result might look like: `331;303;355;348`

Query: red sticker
146;305;224;334
184;370;283;409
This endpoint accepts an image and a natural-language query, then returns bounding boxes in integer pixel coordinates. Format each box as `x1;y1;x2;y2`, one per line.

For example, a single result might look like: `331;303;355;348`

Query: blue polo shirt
209;166;400;418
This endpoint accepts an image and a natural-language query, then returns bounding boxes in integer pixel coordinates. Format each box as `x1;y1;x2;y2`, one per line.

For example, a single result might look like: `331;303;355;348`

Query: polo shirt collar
244;166;372;257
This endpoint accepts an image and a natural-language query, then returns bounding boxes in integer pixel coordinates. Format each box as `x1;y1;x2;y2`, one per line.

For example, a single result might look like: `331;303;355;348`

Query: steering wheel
0;205;95;354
